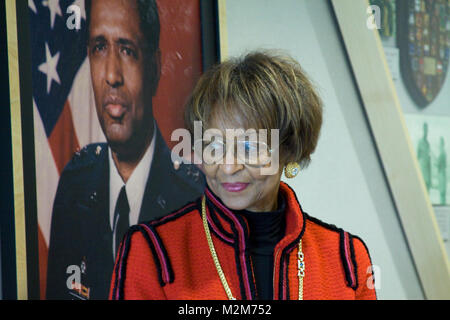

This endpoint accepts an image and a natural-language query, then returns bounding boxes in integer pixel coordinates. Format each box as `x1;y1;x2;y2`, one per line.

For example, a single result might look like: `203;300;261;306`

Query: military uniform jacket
46;127;205;300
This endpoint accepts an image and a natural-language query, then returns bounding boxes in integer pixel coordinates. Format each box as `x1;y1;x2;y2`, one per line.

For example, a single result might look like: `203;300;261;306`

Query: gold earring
284;162;300;178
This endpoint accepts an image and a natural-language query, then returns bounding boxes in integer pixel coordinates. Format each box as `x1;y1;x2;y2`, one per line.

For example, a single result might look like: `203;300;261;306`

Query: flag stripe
38;226;48;299
48;100;80;174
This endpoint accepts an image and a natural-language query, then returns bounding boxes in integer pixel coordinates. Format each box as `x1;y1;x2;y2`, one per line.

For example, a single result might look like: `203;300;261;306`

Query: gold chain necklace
201;197;305;300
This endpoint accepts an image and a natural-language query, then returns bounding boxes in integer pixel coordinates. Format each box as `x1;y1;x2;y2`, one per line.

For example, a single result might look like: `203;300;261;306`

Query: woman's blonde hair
184;50;323;168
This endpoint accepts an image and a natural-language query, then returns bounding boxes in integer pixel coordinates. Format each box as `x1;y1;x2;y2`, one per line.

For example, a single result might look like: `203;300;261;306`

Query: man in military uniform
46;0;204;299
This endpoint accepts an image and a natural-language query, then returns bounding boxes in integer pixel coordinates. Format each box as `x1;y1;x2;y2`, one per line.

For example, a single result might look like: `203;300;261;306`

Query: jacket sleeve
109;226;168;300
353;236;377;300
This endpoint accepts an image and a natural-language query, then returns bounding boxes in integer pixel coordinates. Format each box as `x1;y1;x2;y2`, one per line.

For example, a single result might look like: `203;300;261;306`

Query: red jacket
110;182;376;300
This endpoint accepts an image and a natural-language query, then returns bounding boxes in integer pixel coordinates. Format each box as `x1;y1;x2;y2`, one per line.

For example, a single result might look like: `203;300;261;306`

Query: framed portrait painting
4;0;221;300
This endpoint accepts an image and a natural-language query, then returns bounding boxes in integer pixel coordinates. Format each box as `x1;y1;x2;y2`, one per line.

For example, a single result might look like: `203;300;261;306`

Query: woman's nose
219;145;244;175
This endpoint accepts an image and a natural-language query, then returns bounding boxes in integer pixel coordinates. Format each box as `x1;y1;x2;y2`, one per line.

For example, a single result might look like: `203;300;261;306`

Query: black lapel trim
248;257;258;300
227;217;248;300
278;215;305;299
204;186;237;236
151;201;198;227
197;196;235;246
349;233;359;290
339;230;351;288
137;225;165;287
198;202;247;298
280;183;307;249
205;216;235;246
138;223;174;286
285;253;291;300
307;212;363;292
339;230;358;290
352;235;377;299
199;195;251;299
111;231;124;300
205;187;251;300
205;196;235;243
277;251;292;300
207;224;234;246
278;255;285;300
304;212;342;233
111;221;177;300
276;183;307;300
111;225;140;300
234;213;256;300
117;228;136;300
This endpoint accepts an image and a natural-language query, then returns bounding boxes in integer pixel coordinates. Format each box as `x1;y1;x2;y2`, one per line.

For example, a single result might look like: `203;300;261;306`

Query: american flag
28;0;105;299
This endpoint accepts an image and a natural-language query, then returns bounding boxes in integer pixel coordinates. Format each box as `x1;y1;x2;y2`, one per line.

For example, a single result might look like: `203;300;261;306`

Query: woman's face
200;115;284;212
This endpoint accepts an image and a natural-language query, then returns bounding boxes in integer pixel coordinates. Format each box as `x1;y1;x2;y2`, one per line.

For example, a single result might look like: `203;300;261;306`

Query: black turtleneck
236;194;286;300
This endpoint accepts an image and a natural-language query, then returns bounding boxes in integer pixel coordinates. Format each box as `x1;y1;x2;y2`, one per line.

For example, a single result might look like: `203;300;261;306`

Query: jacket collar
203;181;306;300
203;181;305;250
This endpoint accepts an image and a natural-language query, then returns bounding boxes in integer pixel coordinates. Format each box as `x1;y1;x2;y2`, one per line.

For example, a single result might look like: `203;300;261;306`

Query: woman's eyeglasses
193;138;275;167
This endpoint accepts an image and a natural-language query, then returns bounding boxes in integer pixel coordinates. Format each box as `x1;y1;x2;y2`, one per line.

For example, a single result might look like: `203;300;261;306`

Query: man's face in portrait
88;0;159;158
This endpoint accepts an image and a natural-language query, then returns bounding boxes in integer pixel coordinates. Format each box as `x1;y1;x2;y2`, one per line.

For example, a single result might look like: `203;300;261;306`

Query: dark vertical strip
200;0;220;71
339;230;357;290
284;254;290;300
0;0;17;300
136;226;166;288
206;188;252;299
116;231;134;300
16;0;40;299
234;214;256;300
348;234;359;290
339;230;351;288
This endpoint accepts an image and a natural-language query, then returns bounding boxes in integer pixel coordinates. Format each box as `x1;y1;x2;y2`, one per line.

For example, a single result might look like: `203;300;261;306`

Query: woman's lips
221;183;249;192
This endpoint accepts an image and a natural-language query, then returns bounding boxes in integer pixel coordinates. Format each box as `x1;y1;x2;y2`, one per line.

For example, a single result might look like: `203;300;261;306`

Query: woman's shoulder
110;199;203;298
127;199;203;246
303;213;369;248
120;199;202;262
144;199;201;228
303;213;375;293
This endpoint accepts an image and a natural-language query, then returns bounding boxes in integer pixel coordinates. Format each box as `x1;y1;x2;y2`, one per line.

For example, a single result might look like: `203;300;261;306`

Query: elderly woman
109;51;376;300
